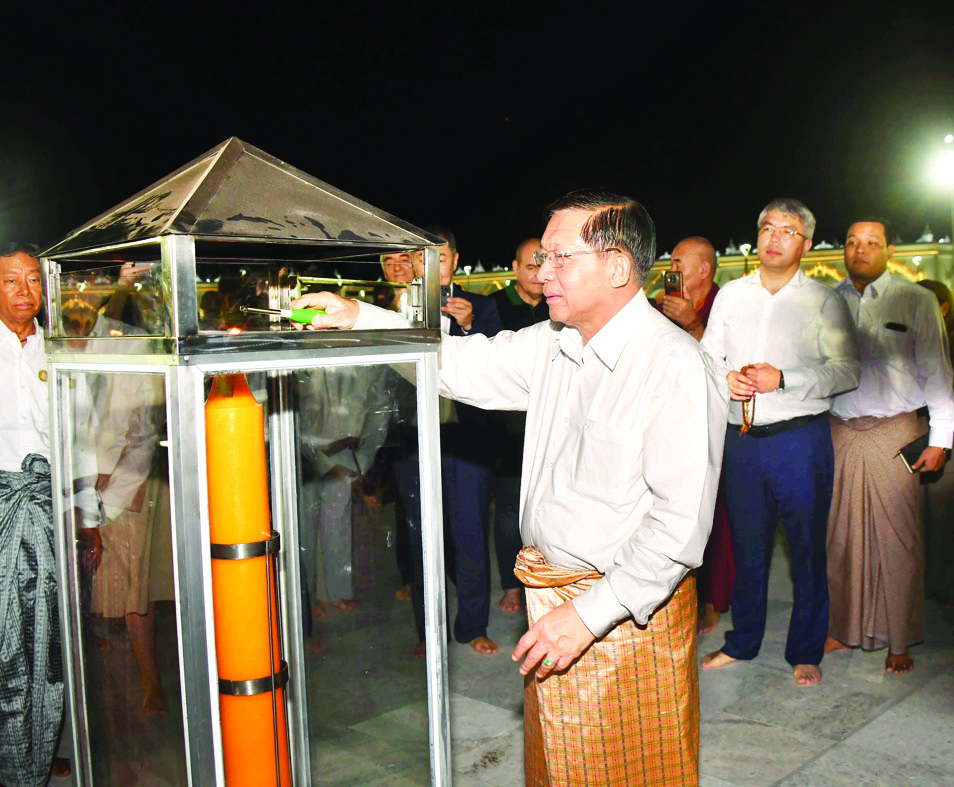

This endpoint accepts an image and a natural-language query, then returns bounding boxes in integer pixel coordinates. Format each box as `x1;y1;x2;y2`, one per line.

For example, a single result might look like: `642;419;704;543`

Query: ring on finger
542;658;553;667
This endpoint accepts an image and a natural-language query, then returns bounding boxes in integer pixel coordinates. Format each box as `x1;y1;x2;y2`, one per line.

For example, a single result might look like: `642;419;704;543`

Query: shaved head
673;237;716;269
670;236;716;304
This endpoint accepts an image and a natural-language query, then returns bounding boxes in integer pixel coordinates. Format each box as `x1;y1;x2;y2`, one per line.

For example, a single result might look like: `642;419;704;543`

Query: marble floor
447;534;954;787
51;517;954;786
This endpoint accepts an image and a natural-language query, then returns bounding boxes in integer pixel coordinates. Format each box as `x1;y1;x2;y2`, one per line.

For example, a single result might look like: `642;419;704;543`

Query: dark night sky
2;7;953;268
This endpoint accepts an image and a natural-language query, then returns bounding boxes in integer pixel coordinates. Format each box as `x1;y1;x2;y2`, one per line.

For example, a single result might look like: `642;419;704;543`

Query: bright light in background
934;133;954;186
936;151;954;185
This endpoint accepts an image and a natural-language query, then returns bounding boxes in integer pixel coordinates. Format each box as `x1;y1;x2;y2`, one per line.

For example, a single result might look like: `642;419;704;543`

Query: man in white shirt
826;218;953;675
292;189;727;785
0;243;71;785
700;199;861;686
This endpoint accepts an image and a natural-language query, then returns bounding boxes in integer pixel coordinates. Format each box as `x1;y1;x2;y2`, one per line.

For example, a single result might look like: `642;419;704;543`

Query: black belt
730;411;826;438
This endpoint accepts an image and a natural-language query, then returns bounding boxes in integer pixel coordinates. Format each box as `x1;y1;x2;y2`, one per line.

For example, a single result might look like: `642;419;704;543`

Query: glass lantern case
42;138;452;786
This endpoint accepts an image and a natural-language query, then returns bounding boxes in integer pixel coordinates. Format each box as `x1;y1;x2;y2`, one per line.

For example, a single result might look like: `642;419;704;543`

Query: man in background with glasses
700;198;860;686
292;189;728;785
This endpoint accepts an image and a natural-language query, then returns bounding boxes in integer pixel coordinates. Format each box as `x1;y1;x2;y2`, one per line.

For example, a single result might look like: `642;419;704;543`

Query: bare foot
701;650;737;670
825;636;850;654
885;651;914;674
142;681;168;715
698;603;720;634
412;640;426;659
51;756;71;779
312;602;327;621
395;584;412;601
469;636;498;655
498;588;524;612
331;598;356;612
794;664;822;685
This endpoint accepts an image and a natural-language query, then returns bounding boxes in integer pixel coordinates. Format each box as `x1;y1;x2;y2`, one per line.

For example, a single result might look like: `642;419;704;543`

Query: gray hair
547;188;656;285
757;198;816;239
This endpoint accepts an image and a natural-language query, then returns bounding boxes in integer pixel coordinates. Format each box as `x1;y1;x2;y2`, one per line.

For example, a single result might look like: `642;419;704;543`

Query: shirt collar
552;291;647;370
0;318;41;348
836;270;892;300
862;270;892;299
751;267;810;292
505;283;525;306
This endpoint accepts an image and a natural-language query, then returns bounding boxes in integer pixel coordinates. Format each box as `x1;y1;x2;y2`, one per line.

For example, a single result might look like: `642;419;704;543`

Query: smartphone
440;285;452;307
664;270;682;299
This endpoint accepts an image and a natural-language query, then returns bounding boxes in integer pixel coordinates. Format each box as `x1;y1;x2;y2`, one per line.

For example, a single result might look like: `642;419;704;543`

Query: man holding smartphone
658;238;734;633
410;227;503;656
661;237;720;341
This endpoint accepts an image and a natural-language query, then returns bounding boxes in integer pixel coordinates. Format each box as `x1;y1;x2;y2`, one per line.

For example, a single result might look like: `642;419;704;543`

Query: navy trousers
721;416;833;667
393;452;492;644
493;473;524;591
441;455;493;643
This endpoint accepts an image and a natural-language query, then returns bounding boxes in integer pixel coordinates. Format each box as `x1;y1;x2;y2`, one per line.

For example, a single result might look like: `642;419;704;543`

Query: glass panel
294;362;429;784
53;261;168;339
59;370;187;785
196;262;275;333
194;256;422;334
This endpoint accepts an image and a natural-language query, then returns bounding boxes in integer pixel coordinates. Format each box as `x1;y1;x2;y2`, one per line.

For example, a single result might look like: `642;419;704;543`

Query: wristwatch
778;370;785;391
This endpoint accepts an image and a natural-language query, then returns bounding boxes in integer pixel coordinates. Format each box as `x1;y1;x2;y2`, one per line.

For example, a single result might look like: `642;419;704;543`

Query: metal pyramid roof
44;137;438;256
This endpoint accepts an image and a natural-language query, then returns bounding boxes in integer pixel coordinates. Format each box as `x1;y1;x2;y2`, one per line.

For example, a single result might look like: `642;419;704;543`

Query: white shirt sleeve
914;297;954;448
700;288;731;379
783;289;861;401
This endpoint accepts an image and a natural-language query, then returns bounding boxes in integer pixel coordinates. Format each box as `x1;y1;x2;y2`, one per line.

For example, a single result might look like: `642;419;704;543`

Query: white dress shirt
701;269;860;426
830;272;954;448
354;291;728;637
0;320;50;471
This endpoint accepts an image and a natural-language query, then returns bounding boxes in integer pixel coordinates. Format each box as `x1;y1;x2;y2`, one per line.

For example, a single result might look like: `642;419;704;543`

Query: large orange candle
206;374;292;787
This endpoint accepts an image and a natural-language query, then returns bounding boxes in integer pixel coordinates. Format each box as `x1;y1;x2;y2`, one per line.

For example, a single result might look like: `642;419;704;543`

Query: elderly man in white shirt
825;218;954;675
292;189;728;786
700;198;861;687
0;243;73;786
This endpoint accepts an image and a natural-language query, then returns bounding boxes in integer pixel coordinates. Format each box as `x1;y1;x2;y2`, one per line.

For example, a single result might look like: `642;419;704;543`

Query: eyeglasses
532;247;621;268
758;224;808;241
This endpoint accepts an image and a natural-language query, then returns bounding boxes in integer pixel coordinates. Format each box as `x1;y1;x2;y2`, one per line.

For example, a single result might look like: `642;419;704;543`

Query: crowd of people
296;193;954;785
2;187;953;785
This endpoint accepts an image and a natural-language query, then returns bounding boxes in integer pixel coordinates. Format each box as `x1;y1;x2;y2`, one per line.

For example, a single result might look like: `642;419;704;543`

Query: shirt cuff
571;577;630;638
353;300;408;330
781;367;807;394
928;426;954;449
